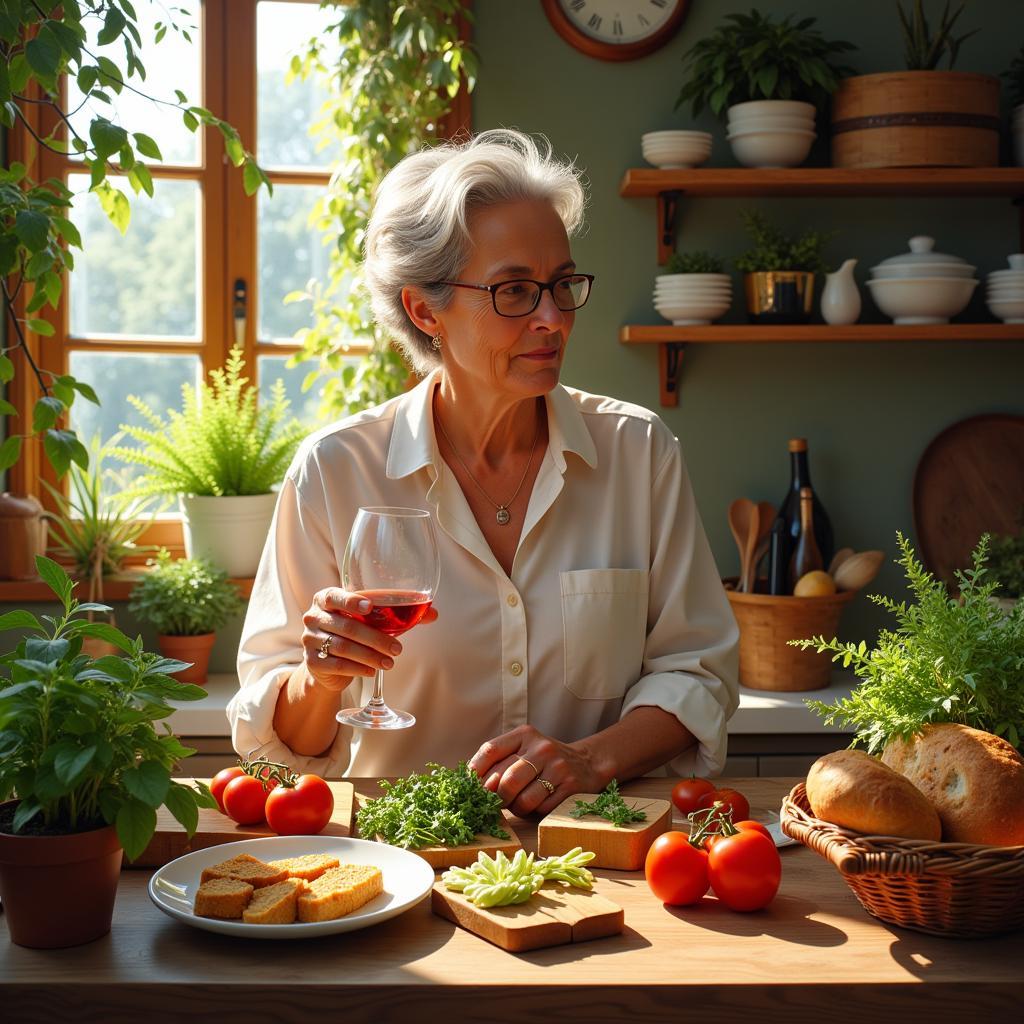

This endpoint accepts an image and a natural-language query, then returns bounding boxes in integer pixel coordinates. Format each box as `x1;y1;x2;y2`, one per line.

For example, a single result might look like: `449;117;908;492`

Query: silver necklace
435;405;542;526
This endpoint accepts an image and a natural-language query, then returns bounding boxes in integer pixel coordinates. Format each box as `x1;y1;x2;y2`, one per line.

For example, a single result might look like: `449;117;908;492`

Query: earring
431;333;443;351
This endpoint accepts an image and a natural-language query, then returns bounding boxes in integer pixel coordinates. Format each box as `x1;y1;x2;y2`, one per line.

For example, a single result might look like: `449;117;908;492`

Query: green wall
472;0;1024;642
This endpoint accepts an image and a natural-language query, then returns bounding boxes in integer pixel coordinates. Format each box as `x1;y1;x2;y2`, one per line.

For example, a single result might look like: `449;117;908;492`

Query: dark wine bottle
767;515;787;596
788;487;824;590
777;438;834;571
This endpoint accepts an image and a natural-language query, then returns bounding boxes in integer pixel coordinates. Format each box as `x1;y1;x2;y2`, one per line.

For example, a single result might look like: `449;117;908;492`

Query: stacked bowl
726;100;817;168
866;236;978;325
986;254;1024;323
641;130;712;169
654;273;732;325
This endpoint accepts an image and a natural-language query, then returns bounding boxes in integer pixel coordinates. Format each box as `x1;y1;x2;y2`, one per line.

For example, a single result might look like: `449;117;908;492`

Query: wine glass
336;506;440;730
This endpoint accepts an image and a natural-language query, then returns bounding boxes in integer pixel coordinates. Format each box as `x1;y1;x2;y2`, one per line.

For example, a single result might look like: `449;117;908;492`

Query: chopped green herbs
569;779;647;828
355;761;510;849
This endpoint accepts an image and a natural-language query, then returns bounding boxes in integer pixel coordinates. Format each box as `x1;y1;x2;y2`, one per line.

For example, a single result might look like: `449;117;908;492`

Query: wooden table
2;778;1021;1023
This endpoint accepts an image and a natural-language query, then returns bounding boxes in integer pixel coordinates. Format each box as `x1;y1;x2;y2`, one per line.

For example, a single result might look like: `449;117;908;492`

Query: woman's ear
401;286;441;336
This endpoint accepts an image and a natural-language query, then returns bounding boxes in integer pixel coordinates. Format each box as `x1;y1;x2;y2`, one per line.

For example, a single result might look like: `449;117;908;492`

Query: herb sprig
569;779;647;828
355;762;510;849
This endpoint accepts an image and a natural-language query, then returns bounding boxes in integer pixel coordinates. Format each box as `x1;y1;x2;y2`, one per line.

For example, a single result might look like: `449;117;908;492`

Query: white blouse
229;370;739;779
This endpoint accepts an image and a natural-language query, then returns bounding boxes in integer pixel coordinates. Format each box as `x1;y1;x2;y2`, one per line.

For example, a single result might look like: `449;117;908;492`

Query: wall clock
541;0;690;62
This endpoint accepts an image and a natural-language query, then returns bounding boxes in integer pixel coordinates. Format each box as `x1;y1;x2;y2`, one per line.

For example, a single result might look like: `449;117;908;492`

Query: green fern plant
665;251;725;275
896;0;979;71
110;348;308;498
733;211;834;275
792;532;1024;754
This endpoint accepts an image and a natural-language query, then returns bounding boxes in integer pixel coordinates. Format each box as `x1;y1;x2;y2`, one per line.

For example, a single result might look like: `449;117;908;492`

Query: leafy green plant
675;9;857;120
897;0;979;71
665;251;724;275
355;761;510;849
0;556;217;858
569;779;647;828
1004;43;1024;107
986;514;1024;599
0;2;267;479
734;211;834;275
127;551;244;637
286;1;477;419
110;348;307;498
793;533;1024;753
42;434;162;593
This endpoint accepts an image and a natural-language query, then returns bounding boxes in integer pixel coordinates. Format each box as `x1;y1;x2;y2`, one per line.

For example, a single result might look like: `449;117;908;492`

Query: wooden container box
831;72;1000;169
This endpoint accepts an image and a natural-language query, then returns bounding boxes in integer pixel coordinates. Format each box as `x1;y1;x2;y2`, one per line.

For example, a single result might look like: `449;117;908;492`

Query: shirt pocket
560;568;649;700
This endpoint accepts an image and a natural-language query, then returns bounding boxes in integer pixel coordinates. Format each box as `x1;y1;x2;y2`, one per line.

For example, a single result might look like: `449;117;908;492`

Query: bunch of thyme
569;779;647;828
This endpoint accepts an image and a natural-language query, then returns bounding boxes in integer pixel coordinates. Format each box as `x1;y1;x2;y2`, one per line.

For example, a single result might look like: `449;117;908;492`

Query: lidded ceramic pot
869;236;976;279
0;492;48;580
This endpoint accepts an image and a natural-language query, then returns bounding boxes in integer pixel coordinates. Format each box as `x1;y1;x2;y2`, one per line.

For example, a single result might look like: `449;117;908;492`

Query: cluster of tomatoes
644;777;782;912
210;758;334;836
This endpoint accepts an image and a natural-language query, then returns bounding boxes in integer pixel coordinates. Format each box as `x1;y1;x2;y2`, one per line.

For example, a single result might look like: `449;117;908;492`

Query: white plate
148;834;435;939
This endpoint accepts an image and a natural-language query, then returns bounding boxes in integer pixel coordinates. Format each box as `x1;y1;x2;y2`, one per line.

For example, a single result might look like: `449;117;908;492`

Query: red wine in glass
345;590;433;636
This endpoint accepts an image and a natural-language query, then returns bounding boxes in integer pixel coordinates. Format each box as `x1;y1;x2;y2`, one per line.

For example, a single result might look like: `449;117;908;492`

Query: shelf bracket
658;343;684;408
656;190;682;265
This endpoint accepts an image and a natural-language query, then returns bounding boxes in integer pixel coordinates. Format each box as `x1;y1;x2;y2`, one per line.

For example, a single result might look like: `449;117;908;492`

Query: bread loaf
805;749;942;840
881;724;1024;846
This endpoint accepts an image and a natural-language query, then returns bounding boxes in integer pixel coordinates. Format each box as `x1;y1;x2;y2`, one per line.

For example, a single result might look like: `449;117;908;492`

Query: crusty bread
297;864;383;923
806;749;942;840
268;854;341;882
242;877;305;924
881;724;1024;846
194;877;253;919
200;853;289;889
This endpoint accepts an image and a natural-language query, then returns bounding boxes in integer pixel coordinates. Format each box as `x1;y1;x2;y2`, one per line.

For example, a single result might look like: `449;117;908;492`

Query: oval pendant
496;507;511;525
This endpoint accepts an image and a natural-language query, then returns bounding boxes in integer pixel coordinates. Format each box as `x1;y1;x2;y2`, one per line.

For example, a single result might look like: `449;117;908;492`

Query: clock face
542;0;690;61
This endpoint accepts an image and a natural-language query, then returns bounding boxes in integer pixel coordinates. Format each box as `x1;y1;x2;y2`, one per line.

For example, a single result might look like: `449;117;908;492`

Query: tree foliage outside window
285;0;476;420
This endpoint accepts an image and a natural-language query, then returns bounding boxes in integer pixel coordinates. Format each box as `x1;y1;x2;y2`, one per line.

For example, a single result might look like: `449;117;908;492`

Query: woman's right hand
301;588;436;690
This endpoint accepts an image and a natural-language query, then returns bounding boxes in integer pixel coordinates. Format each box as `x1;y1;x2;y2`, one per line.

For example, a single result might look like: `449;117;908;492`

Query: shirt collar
386;368;598;480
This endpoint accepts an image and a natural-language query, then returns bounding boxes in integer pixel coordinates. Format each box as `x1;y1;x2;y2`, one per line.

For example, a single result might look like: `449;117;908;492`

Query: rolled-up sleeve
618;436;739;777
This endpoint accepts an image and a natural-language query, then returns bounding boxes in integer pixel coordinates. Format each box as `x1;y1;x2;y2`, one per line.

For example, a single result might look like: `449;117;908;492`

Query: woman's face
436;198;576;401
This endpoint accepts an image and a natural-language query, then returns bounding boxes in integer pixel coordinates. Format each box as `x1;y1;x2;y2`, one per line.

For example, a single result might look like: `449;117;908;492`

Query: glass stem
367;667;386;708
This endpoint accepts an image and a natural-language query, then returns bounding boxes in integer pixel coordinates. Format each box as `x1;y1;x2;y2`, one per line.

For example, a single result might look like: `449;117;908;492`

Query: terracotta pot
0;802;123;948
157;632;216;684
0;492;48;580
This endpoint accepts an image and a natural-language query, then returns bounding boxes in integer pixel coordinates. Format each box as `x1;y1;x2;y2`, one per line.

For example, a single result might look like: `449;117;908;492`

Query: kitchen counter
2;777;1019;1024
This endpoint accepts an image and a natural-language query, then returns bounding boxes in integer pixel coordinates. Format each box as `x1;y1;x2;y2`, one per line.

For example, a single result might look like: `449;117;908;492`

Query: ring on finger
317;636;332;660
518;756;540;777
537;777;555;795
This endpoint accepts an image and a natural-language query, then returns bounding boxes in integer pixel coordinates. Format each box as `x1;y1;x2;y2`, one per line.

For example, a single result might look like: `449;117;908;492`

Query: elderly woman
229;129;738;816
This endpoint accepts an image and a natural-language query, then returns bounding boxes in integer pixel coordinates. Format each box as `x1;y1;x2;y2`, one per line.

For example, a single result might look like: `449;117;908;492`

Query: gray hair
363;129;588;375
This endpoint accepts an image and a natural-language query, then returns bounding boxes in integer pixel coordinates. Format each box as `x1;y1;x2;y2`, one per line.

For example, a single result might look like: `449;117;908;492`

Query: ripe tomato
222;774;269;825
671;776;716;815
697;787;751;823
644;831;709;906
265;774;335;836
210;766;246;813
707;829;781;912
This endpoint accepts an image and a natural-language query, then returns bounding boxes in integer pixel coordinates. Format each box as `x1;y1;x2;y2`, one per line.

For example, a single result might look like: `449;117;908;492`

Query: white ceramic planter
179;492;278;578
727;99;816;122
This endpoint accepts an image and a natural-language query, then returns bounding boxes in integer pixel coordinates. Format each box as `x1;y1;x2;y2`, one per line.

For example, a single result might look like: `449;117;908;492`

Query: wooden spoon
833;550;885;592
828;547;855;576
728;498;757;593
750;501;777;588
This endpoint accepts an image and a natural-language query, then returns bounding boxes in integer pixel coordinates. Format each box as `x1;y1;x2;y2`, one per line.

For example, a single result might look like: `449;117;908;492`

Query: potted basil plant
0;557;216;948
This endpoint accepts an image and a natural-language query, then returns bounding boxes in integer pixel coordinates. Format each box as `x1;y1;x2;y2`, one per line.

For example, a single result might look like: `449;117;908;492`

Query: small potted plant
734;211;834;323
1004;43;1024;166
831;1;996;169
675;8;856;168
128;550;245;685
111;347;308;578
654;250;732;325
0;557;215;948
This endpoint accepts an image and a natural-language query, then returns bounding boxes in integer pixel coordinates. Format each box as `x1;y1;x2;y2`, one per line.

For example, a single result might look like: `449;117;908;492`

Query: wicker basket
781;782;1024;938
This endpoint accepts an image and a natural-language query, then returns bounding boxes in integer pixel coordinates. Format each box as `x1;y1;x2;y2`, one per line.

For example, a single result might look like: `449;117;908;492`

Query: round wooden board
912;413;1024;588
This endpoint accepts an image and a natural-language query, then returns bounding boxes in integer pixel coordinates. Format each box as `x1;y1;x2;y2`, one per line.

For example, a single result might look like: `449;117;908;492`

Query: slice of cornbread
242;877;305;924
194;877;254;919
297;864;383;923
200;853;288;889
268;853;341;882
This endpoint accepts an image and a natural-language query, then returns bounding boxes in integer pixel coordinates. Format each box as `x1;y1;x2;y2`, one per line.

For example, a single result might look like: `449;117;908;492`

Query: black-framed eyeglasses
435;273;595;317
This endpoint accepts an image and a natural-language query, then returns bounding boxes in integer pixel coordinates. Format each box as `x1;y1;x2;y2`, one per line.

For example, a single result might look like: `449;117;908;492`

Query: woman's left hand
468;724;608;817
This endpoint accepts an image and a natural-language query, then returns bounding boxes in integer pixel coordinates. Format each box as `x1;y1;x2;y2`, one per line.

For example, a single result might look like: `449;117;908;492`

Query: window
5;0;469;565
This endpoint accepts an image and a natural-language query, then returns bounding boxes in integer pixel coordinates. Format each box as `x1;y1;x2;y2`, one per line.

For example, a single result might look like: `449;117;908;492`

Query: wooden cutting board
127;778;355;869
369;814;523;870
431;881;624;952
537;794;671;870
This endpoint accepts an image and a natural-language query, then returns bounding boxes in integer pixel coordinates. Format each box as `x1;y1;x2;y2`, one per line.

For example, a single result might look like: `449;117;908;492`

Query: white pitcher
821;258;861;325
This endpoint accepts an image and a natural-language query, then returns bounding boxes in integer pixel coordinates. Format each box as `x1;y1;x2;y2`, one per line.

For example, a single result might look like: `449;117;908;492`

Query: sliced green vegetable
442;847;596;908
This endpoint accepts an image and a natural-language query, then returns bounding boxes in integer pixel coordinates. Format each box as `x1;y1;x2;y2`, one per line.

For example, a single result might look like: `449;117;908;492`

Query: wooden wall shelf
621;323;1024;344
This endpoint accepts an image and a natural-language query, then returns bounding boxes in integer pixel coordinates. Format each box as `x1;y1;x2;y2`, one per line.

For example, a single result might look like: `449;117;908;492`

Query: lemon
794;570;837;597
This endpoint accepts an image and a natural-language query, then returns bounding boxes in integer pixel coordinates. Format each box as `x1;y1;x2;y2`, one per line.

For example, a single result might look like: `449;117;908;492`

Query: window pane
68;351;202;487
258;352;356;425
257;183;328;342
67;3;202;166
257;1;342;169
68;174;200;340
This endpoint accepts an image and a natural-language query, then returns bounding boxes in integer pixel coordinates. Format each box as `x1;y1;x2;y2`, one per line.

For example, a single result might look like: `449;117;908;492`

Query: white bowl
727;99;816;121
727;129;816;168
866;276;977;324
656;273;731;287
642;130;713;145
727;115;816;133
987;296;1024;322
987;269;1024;282
642;148;711;170
870;262;977;280
654;295;732;325
654;283;732;292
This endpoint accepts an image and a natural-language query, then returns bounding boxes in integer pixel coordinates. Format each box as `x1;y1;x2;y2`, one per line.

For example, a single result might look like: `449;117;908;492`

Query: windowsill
0;571;254;603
